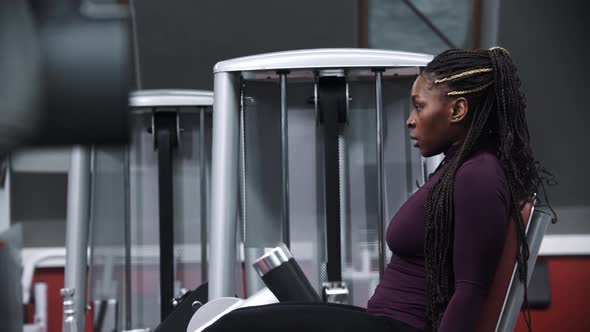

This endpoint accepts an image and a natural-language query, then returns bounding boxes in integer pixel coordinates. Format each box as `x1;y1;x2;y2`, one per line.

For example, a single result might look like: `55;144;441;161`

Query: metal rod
0;155;10;233
34;282;48;329
280;72;290;248
375;71;386;279
123;146;132;330
338;133;351;268
209;72;240;299
63;146;91;332
86;148;96;324
199;107;208;282
239;86;247;251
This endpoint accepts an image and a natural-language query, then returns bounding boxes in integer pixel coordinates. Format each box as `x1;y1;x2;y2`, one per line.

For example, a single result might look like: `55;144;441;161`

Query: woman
205;47;552;332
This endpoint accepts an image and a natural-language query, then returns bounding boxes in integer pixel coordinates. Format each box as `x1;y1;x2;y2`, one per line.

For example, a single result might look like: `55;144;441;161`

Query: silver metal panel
214;48;433;73
125;109;212;327
241;80;324;294
342;78;422;305
129;89;214;107
235;76;422;305
64;146;91;332
209;72;240;299
127;114;159;328
91;101;213;329
89;147;129;331
244;247;266;297
174;110;212;287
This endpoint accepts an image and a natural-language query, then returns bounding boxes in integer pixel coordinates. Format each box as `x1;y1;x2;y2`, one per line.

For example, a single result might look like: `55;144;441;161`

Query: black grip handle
260;258;321;303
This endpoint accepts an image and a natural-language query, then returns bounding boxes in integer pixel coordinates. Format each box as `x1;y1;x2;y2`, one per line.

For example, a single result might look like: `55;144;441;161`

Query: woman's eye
414;104;422;111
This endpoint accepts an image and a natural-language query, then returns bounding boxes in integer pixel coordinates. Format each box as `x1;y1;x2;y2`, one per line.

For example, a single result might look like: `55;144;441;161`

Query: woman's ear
450;97;468;123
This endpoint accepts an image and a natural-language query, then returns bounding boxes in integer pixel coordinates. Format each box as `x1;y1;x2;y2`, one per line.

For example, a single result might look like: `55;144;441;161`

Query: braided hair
422;48;555;331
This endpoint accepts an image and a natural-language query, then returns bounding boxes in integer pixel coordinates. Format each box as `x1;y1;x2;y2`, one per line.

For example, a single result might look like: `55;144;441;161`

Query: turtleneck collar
443;137;498;163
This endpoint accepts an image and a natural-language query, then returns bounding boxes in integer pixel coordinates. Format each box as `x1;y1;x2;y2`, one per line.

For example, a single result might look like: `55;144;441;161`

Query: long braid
422;48;555;331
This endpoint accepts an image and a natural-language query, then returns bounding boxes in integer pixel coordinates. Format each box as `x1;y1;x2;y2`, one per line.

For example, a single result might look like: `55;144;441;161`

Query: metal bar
123;146;132;330
244;248;266;296
200;107;208;282
0;155;10;233
155;113;176;321
34;282;48;329
375;71;386;279
239;85;247;246
64;146;91;332
338;134;351;268
86;148;95;322
209;72;240;299
280;72;290;248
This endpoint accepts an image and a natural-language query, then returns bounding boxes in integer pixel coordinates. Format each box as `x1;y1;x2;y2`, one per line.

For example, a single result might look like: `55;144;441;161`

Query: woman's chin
418;148;437;158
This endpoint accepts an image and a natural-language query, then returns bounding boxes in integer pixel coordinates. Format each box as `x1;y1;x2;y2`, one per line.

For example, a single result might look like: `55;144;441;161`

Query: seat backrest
476;202;537;332
495;206;553;332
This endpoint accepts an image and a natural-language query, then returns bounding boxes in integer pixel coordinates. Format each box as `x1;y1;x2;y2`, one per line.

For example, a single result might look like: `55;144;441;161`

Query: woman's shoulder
454;148;509;199
457;148;505;179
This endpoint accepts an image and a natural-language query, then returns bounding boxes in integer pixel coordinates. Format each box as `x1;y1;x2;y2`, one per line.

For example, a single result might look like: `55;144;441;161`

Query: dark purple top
367;145;510;331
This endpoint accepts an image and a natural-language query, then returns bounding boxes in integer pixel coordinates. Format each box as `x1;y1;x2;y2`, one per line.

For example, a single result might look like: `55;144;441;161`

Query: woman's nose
406;115;416;129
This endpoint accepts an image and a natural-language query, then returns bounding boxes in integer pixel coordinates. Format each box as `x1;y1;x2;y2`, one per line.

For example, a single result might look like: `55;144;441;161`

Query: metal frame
129;90;214;108
0;155;10;233
87;89;214;329
496;208;553;332
210;48;433;299
130;89;214;322
374;70;385;279
214;48;432;73
279;72;291;247
63;146;92;332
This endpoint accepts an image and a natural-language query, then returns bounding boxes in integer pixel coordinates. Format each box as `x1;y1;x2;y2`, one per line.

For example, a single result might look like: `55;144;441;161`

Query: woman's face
407;74;466;157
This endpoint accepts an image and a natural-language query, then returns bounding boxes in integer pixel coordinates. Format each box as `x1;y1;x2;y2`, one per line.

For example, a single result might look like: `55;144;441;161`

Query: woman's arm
438;157;510;331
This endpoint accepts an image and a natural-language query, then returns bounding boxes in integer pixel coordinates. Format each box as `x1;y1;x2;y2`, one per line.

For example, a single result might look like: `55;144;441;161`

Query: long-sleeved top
367;144;510;331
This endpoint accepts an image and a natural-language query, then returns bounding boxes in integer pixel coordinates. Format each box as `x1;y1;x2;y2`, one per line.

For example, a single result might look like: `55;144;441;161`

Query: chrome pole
63;146;91;332
374;71;386;279
280;72;290;247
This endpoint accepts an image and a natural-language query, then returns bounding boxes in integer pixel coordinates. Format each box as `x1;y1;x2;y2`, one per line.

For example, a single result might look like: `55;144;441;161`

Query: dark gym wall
132;0;358;90
497;0;590;233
